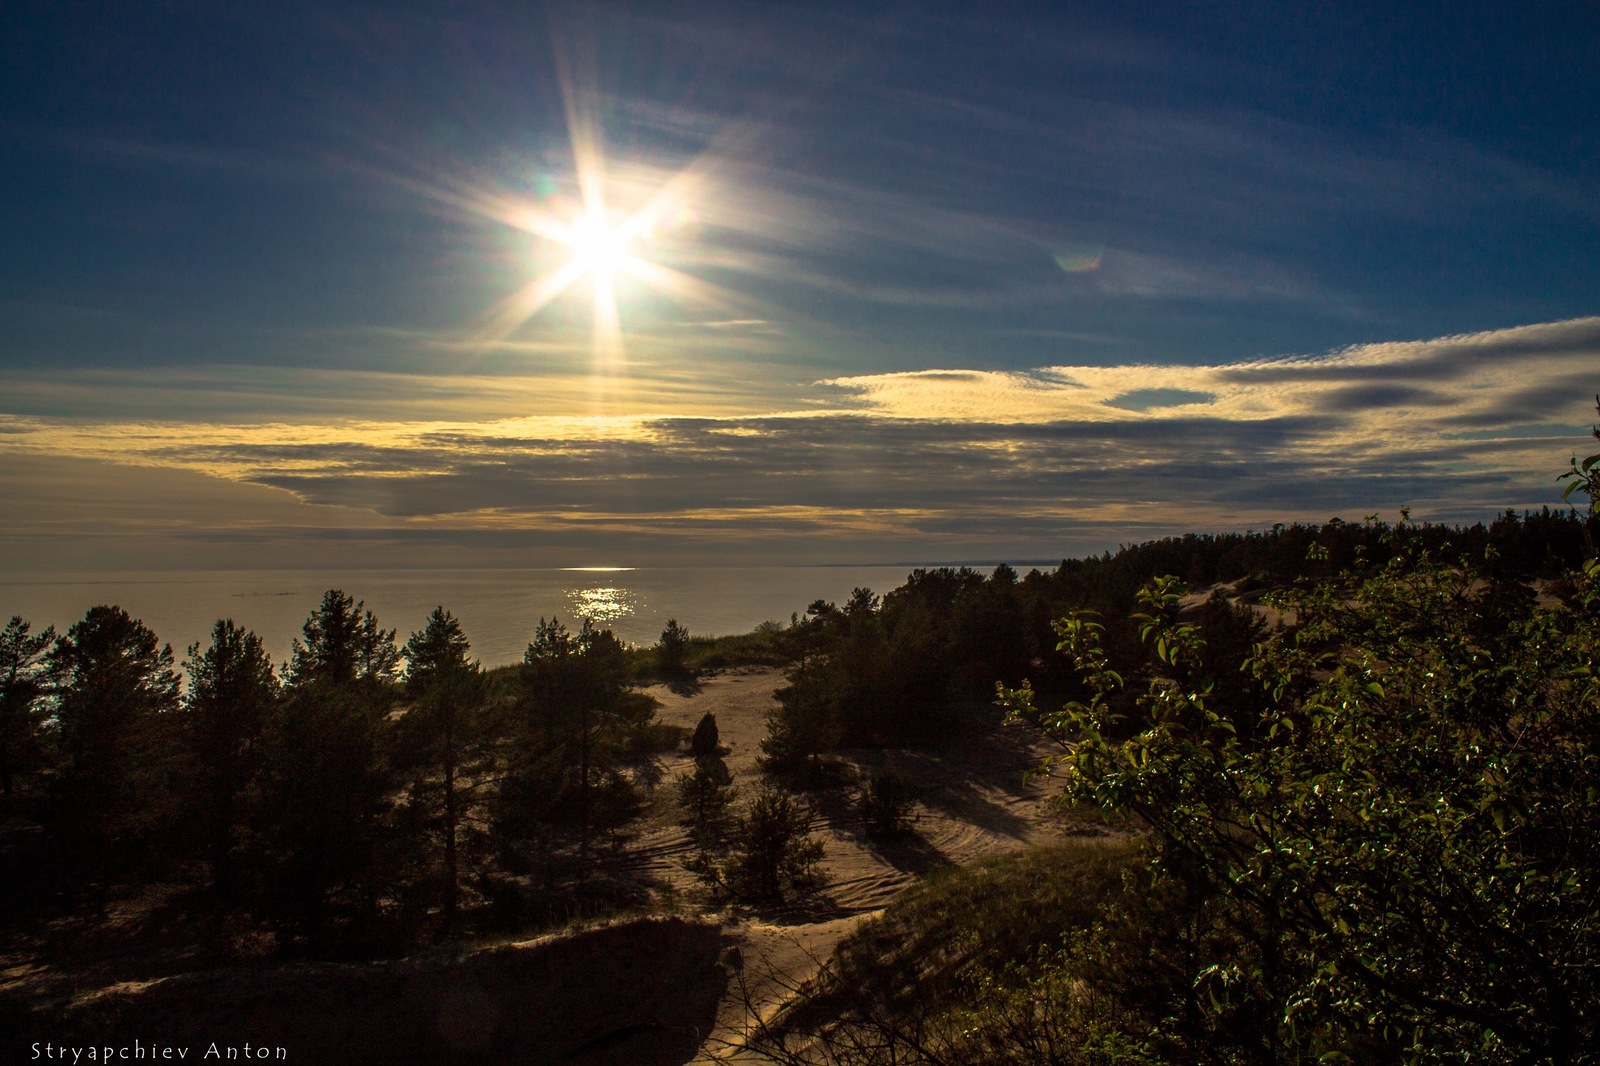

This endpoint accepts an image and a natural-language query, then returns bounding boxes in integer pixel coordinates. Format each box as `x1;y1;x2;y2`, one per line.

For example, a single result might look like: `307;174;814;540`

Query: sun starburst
388;37;765;394
468;131;709;372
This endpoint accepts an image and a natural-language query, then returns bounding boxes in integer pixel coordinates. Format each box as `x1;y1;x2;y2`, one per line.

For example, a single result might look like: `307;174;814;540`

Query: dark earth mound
14;917;729;1065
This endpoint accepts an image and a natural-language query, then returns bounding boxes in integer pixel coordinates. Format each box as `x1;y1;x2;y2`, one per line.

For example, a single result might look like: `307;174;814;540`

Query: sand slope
625;668;1071;913
618;668;1083;1060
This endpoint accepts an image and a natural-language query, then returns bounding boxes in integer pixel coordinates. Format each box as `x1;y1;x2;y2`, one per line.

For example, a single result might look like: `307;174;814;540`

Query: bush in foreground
997;526;1600;1062
705;787;826;905
858;767;919;838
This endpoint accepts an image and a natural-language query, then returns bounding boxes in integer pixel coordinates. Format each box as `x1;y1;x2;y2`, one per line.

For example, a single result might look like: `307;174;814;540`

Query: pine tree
657;618;691;679
501;618;651;865
48;606;180;882
183;619;277;899
257;590;398;939
720;787;826;903
400;607;485;920
678;758;735;854
284;589;400;690
0;616;54;796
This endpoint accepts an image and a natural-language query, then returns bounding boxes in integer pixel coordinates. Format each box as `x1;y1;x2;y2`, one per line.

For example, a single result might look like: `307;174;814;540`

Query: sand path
608;667;1078;1062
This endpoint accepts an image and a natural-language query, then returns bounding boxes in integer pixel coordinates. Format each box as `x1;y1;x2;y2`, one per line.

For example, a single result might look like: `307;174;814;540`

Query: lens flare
1054;243;1105;274
464;114;723;374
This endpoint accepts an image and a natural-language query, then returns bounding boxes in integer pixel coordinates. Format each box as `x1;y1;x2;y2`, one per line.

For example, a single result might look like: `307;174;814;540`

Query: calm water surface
0;566;1018;670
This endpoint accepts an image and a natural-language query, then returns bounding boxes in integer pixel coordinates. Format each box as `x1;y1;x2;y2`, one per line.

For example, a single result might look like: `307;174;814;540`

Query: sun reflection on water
566;585;638;625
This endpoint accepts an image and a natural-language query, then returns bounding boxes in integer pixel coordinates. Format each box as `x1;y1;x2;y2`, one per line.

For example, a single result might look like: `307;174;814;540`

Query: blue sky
2;2;1597;570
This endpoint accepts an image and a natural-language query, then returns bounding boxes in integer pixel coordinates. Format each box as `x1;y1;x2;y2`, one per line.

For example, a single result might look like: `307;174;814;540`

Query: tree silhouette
763;596;866;770
501;617;650;865
656;618;691;681
858;767;919;838
677;759;735;858
690;711;719;759
284;589;400;689
398;606;485;921
182;619;277;899
678;711;735;870
0;616;54;797
47;605;180;883
257;590;398;940
719;787;825;904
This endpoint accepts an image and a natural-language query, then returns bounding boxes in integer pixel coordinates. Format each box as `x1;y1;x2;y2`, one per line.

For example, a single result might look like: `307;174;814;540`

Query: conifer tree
257;590;398;939
719;787;825;903
657;618;691;679
399;606;485;920
0;615;54;797
48;605;180;882
500;617;651;865
183;619;277;898
690;711;719;759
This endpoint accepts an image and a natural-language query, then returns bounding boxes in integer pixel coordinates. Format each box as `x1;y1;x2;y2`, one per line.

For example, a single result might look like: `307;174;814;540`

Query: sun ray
620;258;762;320
472;257;590;347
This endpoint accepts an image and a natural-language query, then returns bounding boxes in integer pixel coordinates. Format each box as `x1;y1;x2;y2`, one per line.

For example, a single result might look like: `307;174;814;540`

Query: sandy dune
619;668;1082;1061
629;668;1071;912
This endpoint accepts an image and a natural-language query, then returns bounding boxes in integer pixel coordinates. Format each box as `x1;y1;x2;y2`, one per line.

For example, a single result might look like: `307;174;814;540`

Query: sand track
630;668;1078;1061
636;668;1068;917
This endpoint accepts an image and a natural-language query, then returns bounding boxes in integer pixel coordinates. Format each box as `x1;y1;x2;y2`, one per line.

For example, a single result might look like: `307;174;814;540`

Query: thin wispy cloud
2;319;1593;572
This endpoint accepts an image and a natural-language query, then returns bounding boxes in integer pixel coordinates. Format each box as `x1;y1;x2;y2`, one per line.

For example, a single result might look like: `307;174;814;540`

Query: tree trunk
443;728;458;920
579;702;591;859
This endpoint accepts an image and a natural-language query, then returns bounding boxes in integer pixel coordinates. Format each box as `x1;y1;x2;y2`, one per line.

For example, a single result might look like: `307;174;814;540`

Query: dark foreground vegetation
28;917;727;1064
0;598;695;964
3;414;1598;1063
746;423;1600;1063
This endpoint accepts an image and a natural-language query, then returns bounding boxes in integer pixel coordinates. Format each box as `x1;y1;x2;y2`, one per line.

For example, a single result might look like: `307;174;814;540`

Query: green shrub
858;767;919;838
676;762;735;853
711;787;825;904
1002;527;1600;1061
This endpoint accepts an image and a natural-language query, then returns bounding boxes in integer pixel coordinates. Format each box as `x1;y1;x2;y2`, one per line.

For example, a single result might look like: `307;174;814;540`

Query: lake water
0;565;1034;671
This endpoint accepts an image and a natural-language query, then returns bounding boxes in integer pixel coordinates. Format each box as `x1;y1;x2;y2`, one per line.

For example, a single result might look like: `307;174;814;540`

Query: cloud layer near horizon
2;317;1596;570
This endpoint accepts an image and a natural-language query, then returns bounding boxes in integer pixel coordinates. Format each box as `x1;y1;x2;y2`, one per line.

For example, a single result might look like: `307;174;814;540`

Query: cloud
0;357;803;424
2;318;1595;570
825;317;1600;428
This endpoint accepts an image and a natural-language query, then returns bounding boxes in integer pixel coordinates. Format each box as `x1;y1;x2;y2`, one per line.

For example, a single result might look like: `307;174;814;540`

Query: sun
458;172;701;368
525;198;655;365
565;211;636;281
412;51;746;371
